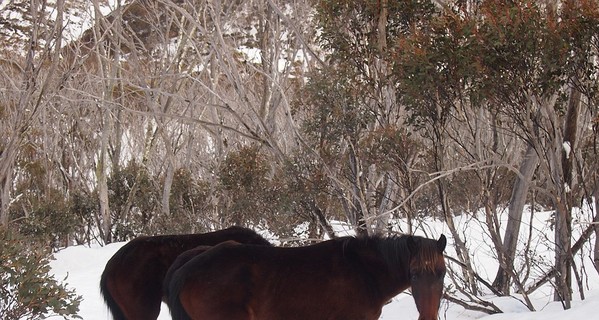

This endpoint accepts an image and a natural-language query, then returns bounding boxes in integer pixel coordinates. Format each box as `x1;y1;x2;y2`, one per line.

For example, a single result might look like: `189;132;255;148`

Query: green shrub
0;229;81;320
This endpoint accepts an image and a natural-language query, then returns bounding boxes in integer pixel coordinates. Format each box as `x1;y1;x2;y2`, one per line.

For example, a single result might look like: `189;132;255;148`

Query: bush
0;229;81;320
16;187;81;249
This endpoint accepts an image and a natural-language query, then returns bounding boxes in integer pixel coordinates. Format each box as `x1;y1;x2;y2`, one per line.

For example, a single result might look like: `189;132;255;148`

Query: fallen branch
443;293;502;314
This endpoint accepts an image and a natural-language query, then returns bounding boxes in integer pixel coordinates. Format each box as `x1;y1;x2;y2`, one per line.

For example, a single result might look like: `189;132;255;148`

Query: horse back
169;239;387;320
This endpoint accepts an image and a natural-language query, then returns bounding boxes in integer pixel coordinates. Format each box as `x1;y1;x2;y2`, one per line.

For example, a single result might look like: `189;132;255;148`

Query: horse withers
167;234;446;320
162;242;236;301
99;226;271;320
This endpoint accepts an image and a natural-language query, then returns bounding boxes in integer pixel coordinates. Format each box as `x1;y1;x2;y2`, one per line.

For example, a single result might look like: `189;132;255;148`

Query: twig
443;293;501;314
444;255;503;296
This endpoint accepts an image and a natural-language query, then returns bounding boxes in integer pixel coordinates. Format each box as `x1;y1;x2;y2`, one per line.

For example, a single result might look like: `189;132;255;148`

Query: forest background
0;0;598;319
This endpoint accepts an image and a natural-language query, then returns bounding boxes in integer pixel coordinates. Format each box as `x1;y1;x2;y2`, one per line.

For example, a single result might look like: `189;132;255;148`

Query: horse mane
375;235;413;273
338;235;411;279
344;234;443;276
406;236;445;275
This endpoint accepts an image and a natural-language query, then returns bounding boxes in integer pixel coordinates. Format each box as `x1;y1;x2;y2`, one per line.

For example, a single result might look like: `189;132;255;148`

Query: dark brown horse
167;234;447;320
162;244;218;300
100;226;271;320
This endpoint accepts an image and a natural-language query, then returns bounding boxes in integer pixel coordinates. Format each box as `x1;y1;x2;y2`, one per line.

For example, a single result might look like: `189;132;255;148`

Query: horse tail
99;266;127;320
166;268;192;320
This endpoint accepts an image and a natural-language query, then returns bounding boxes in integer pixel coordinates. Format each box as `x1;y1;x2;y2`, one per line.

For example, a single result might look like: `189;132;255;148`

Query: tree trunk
306;200;336;239
348;145;368;237
162;155;176;217
376;174;396;232
552;85;580;308
493;144;539;293
593;193;599;275
97;118;112;244
258;3;276;135
91;0;123;244
553;193;572;308
0;140;19;226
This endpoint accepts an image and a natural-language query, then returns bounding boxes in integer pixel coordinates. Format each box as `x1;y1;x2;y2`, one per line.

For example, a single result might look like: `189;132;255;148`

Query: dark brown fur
163;241;239;301
100;226;271;320
167;234;446;320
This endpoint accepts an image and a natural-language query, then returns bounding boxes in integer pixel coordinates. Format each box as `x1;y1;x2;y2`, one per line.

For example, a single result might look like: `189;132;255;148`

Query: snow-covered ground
49;207;598;320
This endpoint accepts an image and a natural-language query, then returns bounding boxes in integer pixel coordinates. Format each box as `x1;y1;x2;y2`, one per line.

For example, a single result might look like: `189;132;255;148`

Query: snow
49;208;599;320
563;141;571;159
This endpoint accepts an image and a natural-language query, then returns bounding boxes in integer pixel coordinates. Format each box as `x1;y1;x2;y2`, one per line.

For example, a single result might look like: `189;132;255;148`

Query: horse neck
347;237;412;301
378;237;413;296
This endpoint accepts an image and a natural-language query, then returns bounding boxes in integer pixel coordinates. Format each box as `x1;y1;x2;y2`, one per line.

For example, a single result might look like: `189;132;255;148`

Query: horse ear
437;234;447;252
407;236;418;254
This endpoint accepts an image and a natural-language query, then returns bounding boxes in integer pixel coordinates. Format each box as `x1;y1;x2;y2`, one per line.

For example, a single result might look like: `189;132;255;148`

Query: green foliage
298;69;374;154
282;149;342;218
393;0;599;123
392;4;479;126
210;145;316;235
219;145;270;193
316;0;436;63
217;145;278;224
68;191;98;244
560;0;599;98
108;160;159;239
360;126;421;172
155;168;212;234
476;0;566;96
0;229;81;320
170;168;210;218
11;158;83;247
109;160;158;216
293;0;448;229
16;188;80;247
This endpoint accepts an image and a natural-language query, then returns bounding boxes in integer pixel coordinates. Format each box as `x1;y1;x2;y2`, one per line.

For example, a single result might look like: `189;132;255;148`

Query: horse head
407;234;446;320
